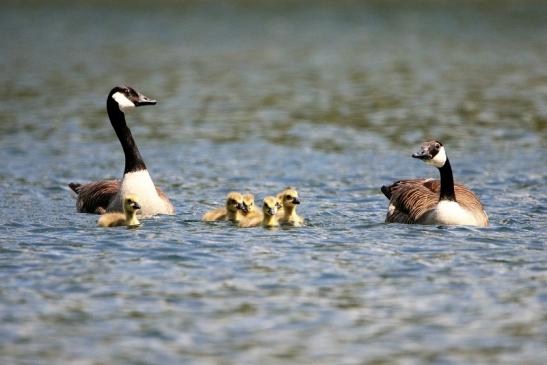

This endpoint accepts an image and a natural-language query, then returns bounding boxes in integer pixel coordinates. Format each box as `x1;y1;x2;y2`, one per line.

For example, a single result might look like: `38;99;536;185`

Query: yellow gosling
98;194;141;227
277;188;304;226
262;196;281;228
242;194;261;219
202;192;245;222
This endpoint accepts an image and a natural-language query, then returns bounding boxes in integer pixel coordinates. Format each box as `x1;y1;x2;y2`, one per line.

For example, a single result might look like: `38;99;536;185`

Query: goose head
123;194;141;214
279;188;301;209
412;140;447;168
225;192;245;214
242;194;255;215
109;85;156;113
263;196;282;217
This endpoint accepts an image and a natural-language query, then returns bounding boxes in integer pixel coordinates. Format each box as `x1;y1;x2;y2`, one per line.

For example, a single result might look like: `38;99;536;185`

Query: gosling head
123;194;141;214
225;192;244;213
263;196;282;217
279;188;301;208
412;140;447;168
242;194;255;215
108;85;157;113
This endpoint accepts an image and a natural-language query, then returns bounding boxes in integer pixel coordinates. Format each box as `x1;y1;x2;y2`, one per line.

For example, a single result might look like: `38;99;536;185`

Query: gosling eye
435;143;440;149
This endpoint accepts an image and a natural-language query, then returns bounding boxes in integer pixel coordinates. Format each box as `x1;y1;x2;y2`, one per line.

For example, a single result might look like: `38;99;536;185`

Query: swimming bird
68;86;175;217
98;194;141;227
202;192;245;222
381;140;489;227
261;196;282;228
239;196;281;228
277;187;304;226
242;194;261;220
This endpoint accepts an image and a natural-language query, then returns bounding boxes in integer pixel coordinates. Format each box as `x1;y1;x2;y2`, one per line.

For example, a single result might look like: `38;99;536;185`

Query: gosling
98;194;141;228
277;188;304;226
202;192;245;222
240;196;281;228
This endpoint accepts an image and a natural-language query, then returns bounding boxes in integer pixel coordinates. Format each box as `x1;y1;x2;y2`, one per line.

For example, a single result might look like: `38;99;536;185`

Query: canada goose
239;196;281;228
261;196;282;228
381;140;489;227
68;86;175;217
277;188;304;226
202;192;245;222
242;194;261;219
98;194;141;227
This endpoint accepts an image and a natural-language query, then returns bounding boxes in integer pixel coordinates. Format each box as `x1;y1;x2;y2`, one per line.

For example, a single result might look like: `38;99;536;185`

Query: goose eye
435;143;440;149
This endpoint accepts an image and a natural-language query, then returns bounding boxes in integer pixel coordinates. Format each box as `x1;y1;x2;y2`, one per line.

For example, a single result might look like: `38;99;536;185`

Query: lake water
0;1;546;364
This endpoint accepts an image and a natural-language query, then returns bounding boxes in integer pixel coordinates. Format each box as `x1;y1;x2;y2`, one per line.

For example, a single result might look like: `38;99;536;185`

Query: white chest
108;170;169;217
425;200;480;226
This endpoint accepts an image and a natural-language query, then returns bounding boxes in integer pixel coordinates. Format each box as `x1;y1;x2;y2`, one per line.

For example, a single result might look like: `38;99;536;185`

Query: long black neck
438;158;456;202
107;98;147;174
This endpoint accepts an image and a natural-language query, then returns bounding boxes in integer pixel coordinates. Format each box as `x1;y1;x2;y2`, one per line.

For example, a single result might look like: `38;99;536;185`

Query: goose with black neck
69;86;175;217
381;140;488;227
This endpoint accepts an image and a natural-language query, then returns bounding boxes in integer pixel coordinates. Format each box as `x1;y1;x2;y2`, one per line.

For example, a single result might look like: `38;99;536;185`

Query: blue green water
1;1;546;364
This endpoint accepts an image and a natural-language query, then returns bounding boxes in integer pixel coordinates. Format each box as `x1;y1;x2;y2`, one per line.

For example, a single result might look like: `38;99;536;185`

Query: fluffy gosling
98;194;141;228
239;196;281;228
202;192;245;222
277;188;304;226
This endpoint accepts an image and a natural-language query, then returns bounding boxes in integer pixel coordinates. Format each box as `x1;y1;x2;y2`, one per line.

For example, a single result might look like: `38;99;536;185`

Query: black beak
412;150;431;160
293;197;301;205
132;202;141;210
241;204;249;214
135;93;157;106
236;203;245;211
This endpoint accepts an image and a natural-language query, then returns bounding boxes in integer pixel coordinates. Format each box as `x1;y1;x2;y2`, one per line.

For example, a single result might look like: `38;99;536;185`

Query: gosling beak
241;204;249;214
135;92;157;106
293;197;301;205
236;203;245;211
412;149;431;160
132;202;141;210
266;208;276;216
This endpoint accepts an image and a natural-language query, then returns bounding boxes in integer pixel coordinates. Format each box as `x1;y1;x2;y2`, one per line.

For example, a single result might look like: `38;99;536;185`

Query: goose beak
132;202;141;210
136;93;157;106
240;204;249;214
236;203;245;211
293;197;301;205
412;150;431;160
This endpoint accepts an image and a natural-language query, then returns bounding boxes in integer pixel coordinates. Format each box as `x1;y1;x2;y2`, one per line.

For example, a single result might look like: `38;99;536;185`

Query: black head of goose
381;140;488;227
69;85;175;217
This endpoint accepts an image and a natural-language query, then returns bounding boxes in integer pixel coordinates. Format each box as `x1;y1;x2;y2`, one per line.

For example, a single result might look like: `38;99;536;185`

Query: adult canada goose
381;140;489;227
98;194;141;228
277;187;304;226
239;196;281;228
202;192;245;222
69;86;175;217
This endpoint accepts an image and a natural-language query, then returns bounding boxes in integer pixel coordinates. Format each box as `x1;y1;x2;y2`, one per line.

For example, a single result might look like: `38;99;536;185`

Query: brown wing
387;181;438;223
70;180;120;214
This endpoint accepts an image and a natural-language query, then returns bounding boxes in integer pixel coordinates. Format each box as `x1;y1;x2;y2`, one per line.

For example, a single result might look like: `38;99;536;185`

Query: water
1;1;546;364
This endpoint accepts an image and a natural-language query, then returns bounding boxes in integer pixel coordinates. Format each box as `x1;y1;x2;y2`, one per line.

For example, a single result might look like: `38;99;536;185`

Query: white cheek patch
426;146;447;168
112;92;135;111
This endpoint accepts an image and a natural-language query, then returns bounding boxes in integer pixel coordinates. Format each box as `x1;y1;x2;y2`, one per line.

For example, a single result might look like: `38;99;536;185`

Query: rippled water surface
1;1;546;364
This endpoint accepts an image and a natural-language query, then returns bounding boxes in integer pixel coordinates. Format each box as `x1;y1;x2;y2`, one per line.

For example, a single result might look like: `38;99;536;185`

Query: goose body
382;140;488;227
69;86;174;217
98;194;141;227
